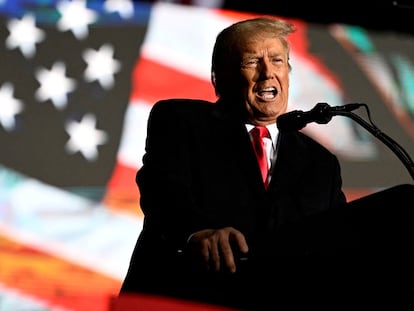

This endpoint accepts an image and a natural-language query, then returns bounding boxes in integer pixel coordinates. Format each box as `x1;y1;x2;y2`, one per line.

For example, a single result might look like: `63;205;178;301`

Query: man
120;16;414;309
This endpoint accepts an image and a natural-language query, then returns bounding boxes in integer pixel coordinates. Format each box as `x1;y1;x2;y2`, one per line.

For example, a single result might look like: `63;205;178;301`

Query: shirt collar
245;123;279;146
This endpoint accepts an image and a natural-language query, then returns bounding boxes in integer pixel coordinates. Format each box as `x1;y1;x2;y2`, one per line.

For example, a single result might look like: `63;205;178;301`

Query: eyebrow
242;51;284;59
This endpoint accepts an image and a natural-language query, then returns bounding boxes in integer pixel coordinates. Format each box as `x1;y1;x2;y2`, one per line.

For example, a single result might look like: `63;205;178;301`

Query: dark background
221;0;414;35
138;0;414;35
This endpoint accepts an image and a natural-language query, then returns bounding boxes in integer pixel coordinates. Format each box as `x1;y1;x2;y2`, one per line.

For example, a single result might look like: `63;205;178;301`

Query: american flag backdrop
0;1;413;310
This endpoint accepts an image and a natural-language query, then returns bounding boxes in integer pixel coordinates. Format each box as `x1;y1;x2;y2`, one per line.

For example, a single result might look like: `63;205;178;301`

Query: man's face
238;36;290;125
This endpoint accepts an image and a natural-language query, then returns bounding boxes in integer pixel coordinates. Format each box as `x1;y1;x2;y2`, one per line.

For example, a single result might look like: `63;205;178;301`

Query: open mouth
257;87;277;100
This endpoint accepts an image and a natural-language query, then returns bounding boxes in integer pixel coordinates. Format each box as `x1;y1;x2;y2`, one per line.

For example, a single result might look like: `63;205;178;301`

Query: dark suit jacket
120;98;414;308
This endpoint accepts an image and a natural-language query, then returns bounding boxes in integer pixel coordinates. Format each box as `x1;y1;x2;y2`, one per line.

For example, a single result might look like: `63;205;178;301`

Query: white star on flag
56;0;98;40
104;0;135;19
5;13;45;58
65;113;108;161
83;43;121;90
0;82;24;131
34;61;77;110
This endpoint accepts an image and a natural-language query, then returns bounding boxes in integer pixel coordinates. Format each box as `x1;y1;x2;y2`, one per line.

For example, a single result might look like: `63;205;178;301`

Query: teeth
257;87;277;100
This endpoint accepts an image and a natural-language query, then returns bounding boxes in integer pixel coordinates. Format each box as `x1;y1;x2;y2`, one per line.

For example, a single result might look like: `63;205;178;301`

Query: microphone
276;102;362;132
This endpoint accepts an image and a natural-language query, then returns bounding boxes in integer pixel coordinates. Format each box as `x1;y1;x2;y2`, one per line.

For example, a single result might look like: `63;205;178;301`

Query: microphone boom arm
336;110;414;181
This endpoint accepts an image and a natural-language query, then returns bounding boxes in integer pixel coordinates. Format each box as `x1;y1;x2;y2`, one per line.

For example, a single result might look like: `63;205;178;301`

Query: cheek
246;78;259;94
280;70;290;84
240;69;257;82
240;78;255;93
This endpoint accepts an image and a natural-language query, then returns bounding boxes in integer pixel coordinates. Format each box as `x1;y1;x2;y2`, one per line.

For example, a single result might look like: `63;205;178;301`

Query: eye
241;59;259;68
271;57;283;64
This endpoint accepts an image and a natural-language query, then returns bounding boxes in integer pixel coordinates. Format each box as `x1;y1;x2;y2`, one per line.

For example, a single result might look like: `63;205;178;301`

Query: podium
117;184;414;309
247;183;414;305
110;293;243;311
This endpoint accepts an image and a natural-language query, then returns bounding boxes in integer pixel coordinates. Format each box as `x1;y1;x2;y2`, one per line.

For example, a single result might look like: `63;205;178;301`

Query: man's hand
187;227;249;273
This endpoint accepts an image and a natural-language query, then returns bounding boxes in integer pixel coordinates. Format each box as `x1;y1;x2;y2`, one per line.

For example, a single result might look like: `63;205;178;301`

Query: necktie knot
251;126;270;140
251;126;270;188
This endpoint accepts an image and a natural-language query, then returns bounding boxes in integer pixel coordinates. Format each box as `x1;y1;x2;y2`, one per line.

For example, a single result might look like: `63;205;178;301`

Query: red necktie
250;126;270;188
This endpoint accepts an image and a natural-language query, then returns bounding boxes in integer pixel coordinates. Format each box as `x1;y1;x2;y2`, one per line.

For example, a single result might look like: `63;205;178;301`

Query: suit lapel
211;104;266;194
267;132;308;197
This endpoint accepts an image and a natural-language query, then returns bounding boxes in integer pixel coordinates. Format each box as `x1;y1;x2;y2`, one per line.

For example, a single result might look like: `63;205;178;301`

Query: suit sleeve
136;100;214;252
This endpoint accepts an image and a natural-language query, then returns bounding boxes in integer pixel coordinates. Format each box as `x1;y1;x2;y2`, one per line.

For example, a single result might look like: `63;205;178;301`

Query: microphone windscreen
277;111;306;132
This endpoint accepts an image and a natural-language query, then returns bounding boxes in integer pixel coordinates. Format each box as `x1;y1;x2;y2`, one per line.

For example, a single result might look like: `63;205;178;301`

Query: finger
209;241;221;272
200;243;211;270
232;230;249;254
219;239;236;273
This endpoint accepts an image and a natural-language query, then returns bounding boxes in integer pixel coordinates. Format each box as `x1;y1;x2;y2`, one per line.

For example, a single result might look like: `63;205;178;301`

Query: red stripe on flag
0;235;120;311
129;58;217;104
104;162;142;214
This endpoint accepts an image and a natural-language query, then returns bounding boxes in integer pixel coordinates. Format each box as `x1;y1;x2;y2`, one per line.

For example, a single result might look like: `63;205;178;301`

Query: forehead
239;36;286;54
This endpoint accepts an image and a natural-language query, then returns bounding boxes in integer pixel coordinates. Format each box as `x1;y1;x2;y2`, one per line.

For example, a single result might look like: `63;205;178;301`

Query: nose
260;59;273;79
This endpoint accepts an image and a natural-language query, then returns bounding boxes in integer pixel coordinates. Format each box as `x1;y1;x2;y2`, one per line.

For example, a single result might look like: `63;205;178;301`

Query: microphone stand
335;105;414;181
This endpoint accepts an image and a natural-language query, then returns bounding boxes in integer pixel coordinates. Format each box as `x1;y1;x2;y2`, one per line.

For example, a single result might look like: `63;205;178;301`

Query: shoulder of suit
286;131;334;156
154;98;215;109
148;99;216;125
